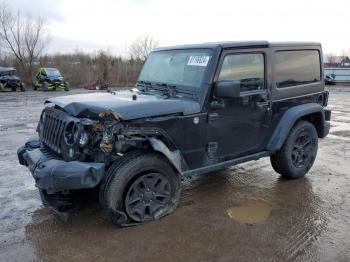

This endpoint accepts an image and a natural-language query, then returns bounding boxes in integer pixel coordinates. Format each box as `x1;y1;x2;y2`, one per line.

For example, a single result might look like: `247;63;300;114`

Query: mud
0;88;350;261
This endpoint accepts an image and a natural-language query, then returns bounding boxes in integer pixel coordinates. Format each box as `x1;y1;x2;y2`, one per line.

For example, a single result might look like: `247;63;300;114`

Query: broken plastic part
99;109;123;121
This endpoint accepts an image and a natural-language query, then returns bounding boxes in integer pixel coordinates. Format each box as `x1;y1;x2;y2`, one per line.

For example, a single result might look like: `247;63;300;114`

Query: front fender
266;103;327;152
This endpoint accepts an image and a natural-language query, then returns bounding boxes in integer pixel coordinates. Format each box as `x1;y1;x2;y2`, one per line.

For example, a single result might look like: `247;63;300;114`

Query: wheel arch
266;103;326;152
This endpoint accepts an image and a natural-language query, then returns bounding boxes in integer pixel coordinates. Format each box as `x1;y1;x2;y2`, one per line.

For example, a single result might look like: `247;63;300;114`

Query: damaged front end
17;105;154;194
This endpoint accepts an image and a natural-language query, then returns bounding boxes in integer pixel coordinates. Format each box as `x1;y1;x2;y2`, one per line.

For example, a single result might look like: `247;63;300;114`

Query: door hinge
208;113;219;122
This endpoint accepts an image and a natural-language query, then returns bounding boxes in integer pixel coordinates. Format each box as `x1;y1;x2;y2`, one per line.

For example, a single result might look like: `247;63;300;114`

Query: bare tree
0;4;50;84
129;35;159;62
325;53;337;68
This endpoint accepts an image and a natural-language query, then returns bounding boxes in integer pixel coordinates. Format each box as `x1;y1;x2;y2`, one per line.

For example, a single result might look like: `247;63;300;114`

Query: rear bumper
321;109;331;138
322;121;330;137
17;137;105;193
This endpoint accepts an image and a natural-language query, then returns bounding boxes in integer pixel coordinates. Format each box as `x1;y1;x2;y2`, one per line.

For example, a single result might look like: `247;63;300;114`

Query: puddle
227;201;271;224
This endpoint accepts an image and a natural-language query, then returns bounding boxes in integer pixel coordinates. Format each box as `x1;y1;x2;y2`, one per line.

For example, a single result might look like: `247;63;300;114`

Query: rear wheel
64;81;69;91
0;83;5;92
270;121;318;178
20;83;25;92
100;151;181;226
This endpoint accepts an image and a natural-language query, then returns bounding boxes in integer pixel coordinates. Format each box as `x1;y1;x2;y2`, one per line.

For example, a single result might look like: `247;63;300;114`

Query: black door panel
208;50;271;160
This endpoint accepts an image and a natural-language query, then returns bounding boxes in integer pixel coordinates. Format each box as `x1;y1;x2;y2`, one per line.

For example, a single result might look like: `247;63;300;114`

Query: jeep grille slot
40;107;73;155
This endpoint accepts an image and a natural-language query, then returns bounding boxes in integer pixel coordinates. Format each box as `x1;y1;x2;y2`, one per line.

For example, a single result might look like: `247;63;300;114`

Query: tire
100;151;182;227
64;81;69;91
20;83;25;92
0;83;4;92
11;86;16;92
270;120;318;179
42;81;48;91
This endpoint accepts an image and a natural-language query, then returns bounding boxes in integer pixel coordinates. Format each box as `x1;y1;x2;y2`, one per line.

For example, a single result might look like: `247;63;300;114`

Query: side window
218;53;265;92
275;50;321;88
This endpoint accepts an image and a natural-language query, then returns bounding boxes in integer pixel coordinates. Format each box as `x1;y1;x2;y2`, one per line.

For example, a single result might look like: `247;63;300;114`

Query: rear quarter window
275;50;321;88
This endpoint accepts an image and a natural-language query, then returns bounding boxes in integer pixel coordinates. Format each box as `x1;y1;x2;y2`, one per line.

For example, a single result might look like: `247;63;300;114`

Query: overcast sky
7;0;350;56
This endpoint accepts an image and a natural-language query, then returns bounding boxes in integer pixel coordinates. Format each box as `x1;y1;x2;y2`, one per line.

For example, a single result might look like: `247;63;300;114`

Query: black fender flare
147;137;183;174
266;103;326;152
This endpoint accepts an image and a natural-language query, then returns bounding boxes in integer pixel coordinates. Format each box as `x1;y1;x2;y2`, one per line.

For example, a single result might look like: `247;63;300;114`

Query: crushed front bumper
17;137;105;193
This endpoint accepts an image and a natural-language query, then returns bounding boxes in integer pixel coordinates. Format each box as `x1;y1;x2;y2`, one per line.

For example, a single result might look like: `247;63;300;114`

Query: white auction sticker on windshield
187;56;210;66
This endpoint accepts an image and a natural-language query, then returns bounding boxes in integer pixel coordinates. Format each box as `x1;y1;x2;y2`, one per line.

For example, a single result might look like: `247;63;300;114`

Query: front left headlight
79;131;89;147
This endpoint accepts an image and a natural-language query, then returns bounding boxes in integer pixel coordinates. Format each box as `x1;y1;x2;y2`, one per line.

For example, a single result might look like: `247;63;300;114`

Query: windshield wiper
137;81;195;98
155;82;177;97
136;80;152;91
136;81;177;97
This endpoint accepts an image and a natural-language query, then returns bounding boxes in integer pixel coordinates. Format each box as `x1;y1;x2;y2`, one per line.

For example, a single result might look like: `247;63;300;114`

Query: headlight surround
79;131;89;147
64;121;80;146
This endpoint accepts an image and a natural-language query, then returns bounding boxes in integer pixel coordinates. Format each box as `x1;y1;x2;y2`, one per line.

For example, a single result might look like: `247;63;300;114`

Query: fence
324;68;350;83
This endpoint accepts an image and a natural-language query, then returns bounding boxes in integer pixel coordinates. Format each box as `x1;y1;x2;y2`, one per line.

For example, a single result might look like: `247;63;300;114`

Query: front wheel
270;121;318;179
42;81;49;91
99;151;181;226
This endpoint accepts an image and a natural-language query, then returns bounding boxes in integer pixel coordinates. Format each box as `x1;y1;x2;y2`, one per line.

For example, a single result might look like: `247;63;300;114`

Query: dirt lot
0;87;349;262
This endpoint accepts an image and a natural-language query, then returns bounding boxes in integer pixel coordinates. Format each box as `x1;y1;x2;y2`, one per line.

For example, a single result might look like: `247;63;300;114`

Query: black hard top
0;66;16;72
154;41;321;51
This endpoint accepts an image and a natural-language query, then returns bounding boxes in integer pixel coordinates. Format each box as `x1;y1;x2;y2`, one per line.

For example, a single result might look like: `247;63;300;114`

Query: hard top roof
0;66;16;72
154;41;321;51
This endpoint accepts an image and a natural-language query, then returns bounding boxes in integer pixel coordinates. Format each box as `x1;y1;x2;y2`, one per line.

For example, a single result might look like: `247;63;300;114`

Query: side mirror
214;80;241;98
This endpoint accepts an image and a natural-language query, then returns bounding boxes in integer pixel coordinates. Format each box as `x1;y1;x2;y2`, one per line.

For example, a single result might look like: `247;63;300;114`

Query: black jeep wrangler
0;67;25;92
18;41;331;226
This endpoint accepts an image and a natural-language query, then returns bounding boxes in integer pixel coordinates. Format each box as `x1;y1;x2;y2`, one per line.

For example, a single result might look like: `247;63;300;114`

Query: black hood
47;90;200;120
0;75;19;81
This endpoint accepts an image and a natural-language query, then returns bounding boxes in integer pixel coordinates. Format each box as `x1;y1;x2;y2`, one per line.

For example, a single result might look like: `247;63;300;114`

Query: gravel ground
0;87;349;262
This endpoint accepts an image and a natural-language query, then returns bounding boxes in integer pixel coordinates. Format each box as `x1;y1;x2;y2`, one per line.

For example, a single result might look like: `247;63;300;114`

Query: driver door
207;49;271;160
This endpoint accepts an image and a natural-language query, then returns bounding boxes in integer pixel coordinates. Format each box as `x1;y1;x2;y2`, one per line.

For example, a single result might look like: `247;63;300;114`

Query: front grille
7;81;19;86
40;107;78;155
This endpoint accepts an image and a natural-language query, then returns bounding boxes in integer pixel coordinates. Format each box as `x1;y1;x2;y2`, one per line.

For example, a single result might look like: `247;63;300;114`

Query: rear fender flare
266;103;325;152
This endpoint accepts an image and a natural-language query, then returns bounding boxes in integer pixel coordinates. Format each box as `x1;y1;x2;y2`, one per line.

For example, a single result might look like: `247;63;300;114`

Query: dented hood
47;90;200;120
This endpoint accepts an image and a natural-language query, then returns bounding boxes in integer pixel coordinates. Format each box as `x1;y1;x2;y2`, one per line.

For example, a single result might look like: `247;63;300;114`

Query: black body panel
48;91;201;120
18;41;331;193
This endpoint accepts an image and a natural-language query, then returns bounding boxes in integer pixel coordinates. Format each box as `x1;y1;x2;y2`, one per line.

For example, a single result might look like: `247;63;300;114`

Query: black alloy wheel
125;173;171;222
291;131;314;168
270;121;318;178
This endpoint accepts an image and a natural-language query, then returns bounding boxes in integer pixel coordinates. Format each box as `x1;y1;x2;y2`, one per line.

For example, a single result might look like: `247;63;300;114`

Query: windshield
138;49;212;89
0;70;16;76
45;68;61;77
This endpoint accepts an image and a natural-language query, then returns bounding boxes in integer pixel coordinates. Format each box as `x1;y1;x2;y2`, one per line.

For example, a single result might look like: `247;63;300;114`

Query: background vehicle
0;67;25;92
325;73;336;85
82;79;110;90
18;41;331;227
34;67;69;91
